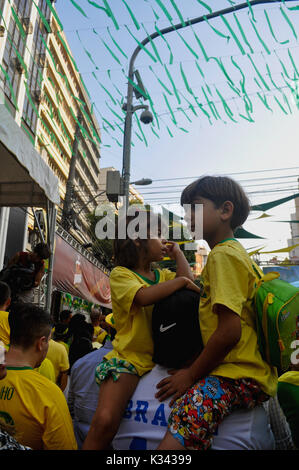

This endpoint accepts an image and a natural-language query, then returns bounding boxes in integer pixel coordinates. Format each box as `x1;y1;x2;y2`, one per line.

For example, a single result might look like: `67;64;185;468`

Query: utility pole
61;113;82;231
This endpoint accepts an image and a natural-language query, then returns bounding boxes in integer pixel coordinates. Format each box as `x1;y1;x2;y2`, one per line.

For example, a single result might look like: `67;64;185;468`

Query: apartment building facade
0;0;103;266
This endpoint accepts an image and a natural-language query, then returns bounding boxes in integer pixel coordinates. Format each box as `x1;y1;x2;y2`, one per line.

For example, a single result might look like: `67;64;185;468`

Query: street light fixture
121;0;299;211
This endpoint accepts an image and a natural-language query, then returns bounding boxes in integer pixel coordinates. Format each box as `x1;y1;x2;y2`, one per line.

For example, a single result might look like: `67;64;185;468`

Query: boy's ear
220;201;234;220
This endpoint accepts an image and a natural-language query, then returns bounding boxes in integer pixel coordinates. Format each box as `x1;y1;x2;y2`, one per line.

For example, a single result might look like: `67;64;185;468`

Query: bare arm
134;276;201;307
156;305;242;405
166;242;194;280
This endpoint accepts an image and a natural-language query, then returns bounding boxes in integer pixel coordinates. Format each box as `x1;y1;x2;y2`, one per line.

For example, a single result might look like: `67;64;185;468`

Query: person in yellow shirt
0;282;11;347
83;210;201;450
0;302;77;450
46;338;69;391
155;175;278;451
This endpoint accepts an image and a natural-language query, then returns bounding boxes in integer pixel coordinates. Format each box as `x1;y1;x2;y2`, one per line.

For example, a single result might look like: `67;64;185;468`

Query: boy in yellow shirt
156;175;277;450
0;302;77;450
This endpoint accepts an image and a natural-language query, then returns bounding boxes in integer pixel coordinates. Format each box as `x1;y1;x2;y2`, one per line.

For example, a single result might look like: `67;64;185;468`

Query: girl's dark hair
180;175;250;230
113;210;163;269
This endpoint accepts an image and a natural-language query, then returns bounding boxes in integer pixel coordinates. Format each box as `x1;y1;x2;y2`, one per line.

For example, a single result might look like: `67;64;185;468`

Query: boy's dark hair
180;175;250;230
0;281;11;306
33;243;51;260
113;210;164;269
9;303;51;349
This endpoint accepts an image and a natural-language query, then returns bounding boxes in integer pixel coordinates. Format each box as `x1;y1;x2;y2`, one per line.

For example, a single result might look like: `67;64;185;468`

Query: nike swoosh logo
159;323;177;333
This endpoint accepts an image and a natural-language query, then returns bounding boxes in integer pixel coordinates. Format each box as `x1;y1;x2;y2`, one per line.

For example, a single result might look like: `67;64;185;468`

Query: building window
21;0;50;133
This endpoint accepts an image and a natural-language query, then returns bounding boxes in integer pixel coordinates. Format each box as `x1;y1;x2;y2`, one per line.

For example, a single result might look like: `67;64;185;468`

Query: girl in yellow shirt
83;210;201;450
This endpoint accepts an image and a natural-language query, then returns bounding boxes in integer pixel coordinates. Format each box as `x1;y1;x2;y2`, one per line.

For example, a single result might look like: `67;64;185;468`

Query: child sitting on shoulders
83;209;201;450
155;175;278;451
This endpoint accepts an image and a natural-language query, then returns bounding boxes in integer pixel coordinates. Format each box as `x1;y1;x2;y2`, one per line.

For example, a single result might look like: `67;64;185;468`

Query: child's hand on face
165;241;181;260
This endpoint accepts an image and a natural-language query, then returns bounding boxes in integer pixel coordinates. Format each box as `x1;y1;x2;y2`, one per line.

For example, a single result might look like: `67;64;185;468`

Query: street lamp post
121;0;298;209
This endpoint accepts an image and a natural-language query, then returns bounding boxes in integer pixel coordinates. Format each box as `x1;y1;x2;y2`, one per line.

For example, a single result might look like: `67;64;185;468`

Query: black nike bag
152;288;204;369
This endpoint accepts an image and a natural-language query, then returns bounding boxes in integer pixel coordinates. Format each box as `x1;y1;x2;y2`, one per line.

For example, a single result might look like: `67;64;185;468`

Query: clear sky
55;0;299;257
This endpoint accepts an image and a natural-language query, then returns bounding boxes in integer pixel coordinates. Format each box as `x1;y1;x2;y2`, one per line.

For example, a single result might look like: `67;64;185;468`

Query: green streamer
247;54;270;91
105;100;125;121
0;63;18;109
164;64;181;104
135;113;148;146
220;16;245;55
264;10;289;45
173;25;199;59
107;27;128;59
166;126;174;138
201;86;221;121
256;91;273;112
122;0;140;29
87;1;108;12
93;29;122;65
103;0;120;30
169;0;185;26
204;16;230;42
215;87;237;123
233;13;254;53
92;72;117;105
195;0;212;13
177;107;192;123
155;0;173;22
147;91;160;129
149;65;173;95
124;25;157;63
179;91;198;117
57;31;79;71
280;6;297;40
180;62;193;95
281;0;299;10
195;60;205;78
9;4;26;40
274;51;295;81
231;56;253;113
69;0;88;17
126;74;149;100
274;95;289;115
33;0;51;33
163;93;177;124
141;23;162;64
151;126;160;139
250;18;271;55
154;23;174;64
76;31;99;70
246;0;256;22
46;0;63;31
288;48;299;78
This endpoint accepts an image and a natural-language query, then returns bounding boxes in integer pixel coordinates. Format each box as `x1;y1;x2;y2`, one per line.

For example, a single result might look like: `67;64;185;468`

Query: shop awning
0;104;60;208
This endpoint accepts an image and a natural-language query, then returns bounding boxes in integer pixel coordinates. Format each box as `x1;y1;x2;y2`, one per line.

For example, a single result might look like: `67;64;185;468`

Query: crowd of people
0;175;298;452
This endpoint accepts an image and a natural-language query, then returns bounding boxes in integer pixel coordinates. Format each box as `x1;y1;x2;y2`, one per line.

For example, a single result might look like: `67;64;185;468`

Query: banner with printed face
52;234;111;307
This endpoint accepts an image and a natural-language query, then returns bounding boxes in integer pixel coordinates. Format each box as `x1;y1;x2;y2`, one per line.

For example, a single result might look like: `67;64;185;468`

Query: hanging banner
52;234;111;307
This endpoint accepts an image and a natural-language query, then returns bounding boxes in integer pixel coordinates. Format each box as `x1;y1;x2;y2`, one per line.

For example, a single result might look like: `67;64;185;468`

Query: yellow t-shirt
46;339;69;383
199;239;277;397
105;266;176;376
35;358;56;383
0;310;10;346
0;367;77;450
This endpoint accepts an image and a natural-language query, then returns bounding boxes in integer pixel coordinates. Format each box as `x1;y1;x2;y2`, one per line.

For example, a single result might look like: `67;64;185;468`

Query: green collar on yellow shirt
217;237;238;245
130;269;160;285
6;366;33;370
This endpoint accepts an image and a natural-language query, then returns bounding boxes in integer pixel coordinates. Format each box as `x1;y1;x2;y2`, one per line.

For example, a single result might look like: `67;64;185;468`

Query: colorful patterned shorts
168;375;269;451
95;357;138;385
